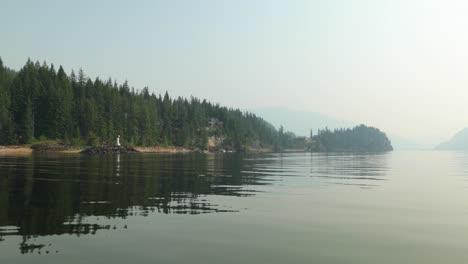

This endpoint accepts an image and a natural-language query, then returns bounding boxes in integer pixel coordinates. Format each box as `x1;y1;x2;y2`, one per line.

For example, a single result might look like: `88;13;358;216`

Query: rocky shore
0;144;273;155
136;146;193;154
81;145;139;154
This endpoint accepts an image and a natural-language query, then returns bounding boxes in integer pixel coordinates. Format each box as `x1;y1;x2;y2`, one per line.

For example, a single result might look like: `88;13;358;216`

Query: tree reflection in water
0;153;272;254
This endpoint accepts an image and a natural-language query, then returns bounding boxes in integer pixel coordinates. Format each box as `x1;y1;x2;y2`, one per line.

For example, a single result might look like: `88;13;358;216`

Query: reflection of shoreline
0;196;240;255
0;153;265;254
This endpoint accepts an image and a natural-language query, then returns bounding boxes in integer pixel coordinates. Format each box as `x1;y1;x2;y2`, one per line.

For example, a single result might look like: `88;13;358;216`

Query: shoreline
0;145;81;155
0;146;33;155
0;144;276;155
136;146;194;154
0;145;202;155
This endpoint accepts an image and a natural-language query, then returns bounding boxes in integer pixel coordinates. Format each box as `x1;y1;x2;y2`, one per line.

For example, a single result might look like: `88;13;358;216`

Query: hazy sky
2;0;468;147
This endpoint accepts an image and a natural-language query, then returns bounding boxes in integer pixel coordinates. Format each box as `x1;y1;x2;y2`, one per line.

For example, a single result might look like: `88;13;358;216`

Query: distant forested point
0;58;278;150
307;125;393;152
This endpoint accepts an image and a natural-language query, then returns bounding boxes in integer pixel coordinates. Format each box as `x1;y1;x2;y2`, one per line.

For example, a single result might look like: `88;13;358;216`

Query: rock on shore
81;145;139;154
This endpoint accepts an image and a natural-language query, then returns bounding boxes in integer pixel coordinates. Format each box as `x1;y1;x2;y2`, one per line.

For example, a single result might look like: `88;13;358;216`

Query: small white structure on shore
116;135;121;147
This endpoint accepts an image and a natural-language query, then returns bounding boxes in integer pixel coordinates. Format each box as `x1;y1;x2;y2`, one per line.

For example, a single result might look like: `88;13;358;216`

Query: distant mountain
252;107;354;136
435;127;468;150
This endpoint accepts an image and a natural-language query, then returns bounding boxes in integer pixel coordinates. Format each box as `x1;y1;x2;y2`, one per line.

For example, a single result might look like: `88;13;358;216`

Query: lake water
2;151;468;263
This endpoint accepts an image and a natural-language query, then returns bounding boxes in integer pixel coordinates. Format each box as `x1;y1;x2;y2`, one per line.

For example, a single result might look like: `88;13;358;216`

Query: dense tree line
308;125;393;152
0;58;278;149
0;59;15;143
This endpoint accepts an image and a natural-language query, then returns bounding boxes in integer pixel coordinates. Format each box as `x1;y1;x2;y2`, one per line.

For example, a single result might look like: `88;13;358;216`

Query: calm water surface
1;151;468;263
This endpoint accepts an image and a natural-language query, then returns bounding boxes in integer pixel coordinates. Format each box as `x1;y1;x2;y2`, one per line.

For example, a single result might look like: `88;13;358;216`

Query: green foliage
0;58;15;145
0;58;395;153
0;58;279;150
87;132;100;147
309;125;393;152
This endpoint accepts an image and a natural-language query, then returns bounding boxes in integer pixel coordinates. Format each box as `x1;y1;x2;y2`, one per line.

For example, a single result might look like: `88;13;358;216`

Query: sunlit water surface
1;151;468;263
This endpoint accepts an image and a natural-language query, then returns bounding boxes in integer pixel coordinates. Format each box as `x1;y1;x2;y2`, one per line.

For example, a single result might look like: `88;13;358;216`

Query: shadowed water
2;151;468;263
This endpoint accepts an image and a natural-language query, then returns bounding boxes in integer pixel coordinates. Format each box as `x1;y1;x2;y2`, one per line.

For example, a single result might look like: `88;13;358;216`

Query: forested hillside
0;58;394;152
0;58;278;150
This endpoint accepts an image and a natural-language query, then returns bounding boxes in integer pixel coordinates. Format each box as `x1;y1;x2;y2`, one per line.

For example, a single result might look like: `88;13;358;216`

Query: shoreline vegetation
0;58;393;154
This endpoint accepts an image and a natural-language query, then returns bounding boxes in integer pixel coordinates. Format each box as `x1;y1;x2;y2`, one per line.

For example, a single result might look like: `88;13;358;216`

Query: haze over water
4;1;468;147
2;151;468;263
